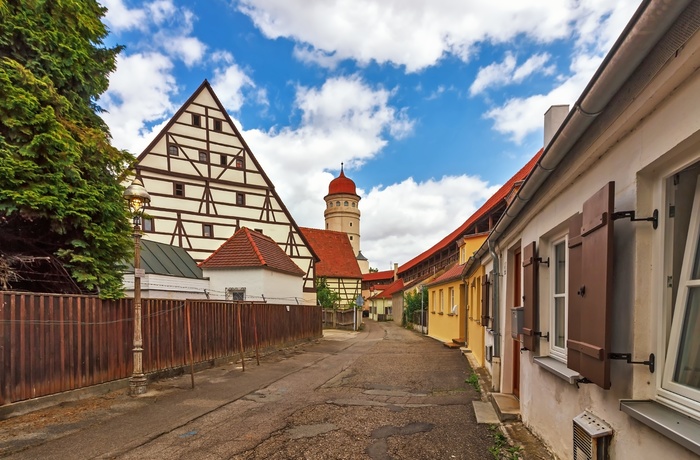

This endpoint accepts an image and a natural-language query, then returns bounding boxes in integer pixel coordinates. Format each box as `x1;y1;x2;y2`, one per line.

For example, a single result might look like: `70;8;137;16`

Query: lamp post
123;178;151;396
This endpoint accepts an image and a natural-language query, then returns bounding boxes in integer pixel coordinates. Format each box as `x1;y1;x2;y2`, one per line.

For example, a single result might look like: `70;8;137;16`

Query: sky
99;0;641;271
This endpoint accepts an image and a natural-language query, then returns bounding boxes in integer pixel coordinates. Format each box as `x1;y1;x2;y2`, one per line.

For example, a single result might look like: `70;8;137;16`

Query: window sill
534;356;581;384
431;311;435;314
447;313;455;317
438;312;444;315
620;400;700;456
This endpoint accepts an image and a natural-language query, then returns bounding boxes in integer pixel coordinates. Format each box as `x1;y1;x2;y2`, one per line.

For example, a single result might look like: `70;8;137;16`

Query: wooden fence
322;308;361;330
0;292;322;406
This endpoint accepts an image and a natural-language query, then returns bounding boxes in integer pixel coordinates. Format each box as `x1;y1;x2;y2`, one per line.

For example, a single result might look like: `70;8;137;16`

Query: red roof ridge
399;149;543;273
244;227;266;266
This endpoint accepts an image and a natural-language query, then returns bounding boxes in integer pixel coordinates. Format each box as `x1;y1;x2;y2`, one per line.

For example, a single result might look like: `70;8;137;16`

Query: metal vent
573;412;612;460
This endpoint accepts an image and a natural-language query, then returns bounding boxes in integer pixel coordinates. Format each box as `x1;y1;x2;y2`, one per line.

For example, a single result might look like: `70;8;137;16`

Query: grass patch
489;425;522;460
466;372;480;393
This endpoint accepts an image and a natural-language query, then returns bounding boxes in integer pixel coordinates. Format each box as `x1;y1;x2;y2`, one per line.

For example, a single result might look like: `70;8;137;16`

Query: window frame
202;224;214;238
660;172;700;412
142;217;154;232
439;289;444;313
173;182;185;197
235;157;244;169
167;143;179;156
192;114;201;127
198;150;208;163
549;234;569;362
236;192;245;206
213;119;222;132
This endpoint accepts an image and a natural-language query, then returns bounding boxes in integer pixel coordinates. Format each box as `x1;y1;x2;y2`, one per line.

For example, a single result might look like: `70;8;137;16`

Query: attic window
236;192;245;206
203;224;213;238
192;114;201;126
174;182;185;197
199;151;208;162
220;154;227;166
235;158;244;169
213;119;222;132
168;144;178;156
143;218;154;232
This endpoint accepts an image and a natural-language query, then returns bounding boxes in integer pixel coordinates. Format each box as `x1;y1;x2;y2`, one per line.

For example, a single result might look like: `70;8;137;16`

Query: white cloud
470;52;554;96
360;176;501;269
211;63;257;112
240;75;414;231
293;45;342;70
162;35;207;67
100;52;178;153
236;0;616;72
101;0;147;31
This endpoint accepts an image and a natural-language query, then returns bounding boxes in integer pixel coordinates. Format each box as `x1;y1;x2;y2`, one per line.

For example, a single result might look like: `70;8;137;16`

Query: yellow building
461;234;488;366
426;263;465;345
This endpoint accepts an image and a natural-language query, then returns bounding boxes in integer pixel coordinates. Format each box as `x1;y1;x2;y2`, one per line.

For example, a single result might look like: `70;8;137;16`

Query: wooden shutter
522;241;538;351
567;182;615;389
481;274;490;327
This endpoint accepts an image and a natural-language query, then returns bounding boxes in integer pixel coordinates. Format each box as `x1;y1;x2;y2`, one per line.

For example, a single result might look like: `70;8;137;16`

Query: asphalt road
0;320;494;459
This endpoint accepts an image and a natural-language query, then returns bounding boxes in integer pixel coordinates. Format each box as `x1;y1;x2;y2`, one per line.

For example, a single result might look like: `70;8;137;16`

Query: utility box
511;307;524;340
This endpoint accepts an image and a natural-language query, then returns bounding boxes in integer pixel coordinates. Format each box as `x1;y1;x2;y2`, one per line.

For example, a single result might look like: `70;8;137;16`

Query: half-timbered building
133;80;318;302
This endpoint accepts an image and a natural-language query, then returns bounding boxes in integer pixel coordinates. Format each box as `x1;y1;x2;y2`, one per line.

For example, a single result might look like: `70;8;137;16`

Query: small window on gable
142;217;154;232
174;182;185;197
235;158;244;169
192;114;201;127
199;151;208;162
213;119;222;132
236;192;245;206
168;144;178;156
203;224;213;238
220;154;227;166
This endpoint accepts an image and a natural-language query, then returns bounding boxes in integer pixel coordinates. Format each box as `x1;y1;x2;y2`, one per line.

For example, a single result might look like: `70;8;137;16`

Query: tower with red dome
324;164;369;273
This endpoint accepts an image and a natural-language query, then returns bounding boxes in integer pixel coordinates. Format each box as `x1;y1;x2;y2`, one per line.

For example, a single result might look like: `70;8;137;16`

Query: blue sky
99;0;641;270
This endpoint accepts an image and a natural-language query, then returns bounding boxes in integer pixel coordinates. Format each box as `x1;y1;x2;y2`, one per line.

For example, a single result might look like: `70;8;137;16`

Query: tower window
352;202;356;207
192;114;201;126
344;201;348;206
328;202;332;208
350;236;353;240
336;201;340;206
349;222;353;227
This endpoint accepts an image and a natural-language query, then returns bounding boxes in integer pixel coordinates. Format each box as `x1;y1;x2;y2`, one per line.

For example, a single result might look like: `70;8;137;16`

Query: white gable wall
203;267;306;304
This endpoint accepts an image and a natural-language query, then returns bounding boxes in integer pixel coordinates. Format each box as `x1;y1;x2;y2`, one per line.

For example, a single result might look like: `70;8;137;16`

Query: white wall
123;274;210;299
203;267;306;304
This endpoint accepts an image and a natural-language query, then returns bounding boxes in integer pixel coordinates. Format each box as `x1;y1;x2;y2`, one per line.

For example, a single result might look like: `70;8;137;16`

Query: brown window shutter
566;182;615;389
522;241;538;351
481;274;490;327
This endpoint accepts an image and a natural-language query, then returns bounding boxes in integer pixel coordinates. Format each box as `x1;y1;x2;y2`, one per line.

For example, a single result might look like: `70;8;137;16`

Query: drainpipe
488;238;501;392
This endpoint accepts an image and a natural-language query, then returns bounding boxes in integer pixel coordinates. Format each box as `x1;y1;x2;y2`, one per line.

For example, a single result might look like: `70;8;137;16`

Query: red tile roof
299;227;362;279
427;263;464;287
363;269;394;282
399;149;543;273
199;227;305;276
372;278;404;299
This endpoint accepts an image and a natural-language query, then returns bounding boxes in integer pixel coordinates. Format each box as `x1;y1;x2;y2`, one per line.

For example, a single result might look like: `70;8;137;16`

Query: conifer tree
0;0;133;297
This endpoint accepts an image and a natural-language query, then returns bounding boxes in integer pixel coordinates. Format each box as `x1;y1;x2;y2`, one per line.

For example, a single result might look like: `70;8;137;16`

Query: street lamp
123;178;150;395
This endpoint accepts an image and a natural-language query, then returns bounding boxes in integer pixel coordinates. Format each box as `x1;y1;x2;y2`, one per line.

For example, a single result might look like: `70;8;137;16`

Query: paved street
0;320;495;459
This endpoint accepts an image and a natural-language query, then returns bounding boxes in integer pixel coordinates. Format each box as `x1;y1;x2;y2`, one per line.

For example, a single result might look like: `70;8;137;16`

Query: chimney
393;263;398;281
544;105;569;149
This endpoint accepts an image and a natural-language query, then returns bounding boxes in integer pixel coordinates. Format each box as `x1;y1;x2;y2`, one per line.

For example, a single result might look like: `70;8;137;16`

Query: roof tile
299;228;362;279
198;227;304;276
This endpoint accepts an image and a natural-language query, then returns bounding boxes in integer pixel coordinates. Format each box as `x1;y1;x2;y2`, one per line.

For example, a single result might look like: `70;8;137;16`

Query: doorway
512;249;521;399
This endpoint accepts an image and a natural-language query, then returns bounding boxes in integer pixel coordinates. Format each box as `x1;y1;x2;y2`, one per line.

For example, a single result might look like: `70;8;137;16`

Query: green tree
403;286;428;326
0;0;133;297
316;277;340;309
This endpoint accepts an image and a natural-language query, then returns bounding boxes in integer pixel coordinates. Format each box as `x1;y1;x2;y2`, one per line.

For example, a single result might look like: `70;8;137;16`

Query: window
254;228;263;234
199;151;208;162
328;202;332;208
220;154;227;166
344;201;349;206
431;291;436;312
336;201;340;206
213;119;222;132
168;144;178;156
226;287;245;301
439;289;444;313
352;202;356;207
173;182;185;197
192;114;201;126
349;222;353;227
203;224;213;238
142;217;154;232
235;158;244;169
449;287;455;314
236;192;245;206
662;171;700;407
550;237;568;360
349;236;353;240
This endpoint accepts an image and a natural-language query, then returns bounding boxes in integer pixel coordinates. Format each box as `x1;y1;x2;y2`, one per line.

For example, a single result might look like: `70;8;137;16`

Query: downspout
488;238;502;393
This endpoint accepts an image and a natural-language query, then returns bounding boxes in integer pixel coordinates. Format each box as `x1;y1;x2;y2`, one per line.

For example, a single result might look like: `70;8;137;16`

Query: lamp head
123;178;151;219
